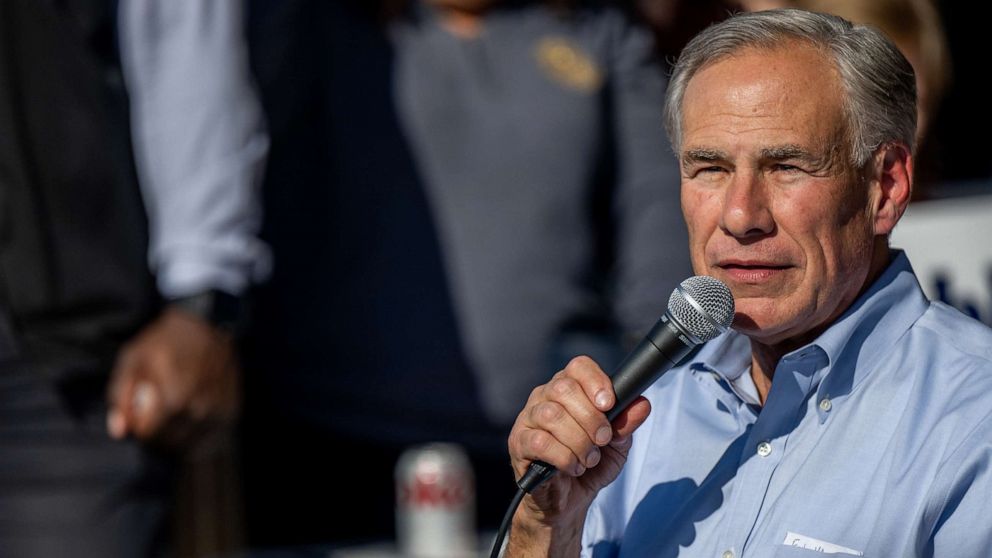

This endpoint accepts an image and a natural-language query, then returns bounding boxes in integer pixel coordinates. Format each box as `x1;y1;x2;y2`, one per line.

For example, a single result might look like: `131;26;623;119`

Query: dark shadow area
620;430;749;556
241;0;508;547
918;2;992;190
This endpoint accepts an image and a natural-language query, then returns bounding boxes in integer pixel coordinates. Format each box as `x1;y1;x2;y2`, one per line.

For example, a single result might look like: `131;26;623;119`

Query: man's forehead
679;44;847;156
694;41;832;79
683;43;842;110
691;45;835;92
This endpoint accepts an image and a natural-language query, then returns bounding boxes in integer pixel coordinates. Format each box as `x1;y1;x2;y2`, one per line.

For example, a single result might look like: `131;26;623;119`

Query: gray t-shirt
391;3;691;424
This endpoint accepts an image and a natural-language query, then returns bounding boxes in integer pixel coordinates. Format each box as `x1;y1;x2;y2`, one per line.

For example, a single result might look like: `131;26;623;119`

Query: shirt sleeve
926;411;992;556
118;0;271;298
605;12;693;341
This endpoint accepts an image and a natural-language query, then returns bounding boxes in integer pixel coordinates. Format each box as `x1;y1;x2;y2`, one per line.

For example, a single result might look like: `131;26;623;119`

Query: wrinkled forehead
681;44;850;156
686;42;843;109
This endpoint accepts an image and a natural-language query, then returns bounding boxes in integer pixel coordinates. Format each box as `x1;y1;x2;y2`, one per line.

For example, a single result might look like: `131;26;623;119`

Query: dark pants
0;362;174;558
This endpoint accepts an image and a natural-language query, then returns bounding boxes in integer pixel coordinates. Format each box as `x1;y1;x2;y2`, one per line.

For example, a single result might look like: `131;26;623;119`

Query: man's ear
870;142;913;236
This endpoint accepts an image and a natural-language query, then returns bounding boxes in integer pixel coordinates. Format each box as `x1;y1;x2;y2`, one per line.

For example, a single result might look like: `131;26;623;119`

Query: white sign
891;193;992;325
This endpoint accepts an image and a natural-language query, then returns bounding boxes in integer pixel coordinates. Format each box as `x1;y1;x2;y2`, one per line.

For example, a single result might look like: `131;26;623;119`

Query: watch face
171;290;245;330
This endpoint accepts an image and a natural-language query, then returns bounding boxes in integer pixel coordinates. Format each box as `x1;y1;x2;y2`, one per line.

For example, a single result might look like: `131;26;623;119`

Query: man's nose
719;169;774;239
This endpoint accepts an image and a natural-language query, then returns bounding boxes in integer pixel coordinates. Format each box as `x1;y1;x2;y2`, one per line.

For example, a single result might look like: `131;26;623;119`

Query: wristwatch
167;289;247;333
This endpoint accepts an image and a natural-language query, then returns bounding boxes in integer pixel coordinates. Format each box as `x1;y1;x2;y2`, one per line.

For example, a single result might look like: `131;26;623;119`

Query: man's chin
729;313;774;340
729;309;789;343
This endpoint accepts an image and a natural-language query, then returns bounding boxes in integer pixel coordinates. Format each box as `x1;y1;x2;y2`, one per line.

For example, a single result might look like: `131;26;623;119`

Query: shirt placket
713;357;821;558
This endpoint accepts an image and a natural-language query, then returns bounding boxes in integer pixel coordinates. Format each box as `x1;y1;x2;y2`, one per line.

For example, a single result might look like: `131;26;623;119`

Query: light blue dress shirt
582;251;992;557
119;0;270;298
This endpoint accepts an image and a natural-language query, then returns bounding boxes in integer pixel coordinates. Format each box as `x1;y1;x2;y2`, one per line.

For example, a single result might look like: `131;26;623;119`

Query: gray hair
663;9;917;168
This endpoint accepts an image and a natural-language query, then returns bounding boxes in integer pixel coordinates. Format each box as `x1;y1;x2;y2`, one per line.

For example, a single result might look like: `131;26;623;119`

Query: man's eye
773;164;802;172
698;166;723;174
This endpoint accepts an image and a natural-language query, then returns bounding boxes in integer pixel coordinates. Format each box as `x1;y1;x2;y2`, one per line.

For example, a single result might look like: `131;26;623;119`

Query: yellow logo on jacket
534;37;602;92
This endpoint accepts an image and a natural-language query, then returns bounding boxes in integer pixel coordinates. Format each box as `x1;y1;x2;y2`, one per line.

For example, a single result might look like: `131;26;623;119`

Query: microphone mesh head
667;276;735;342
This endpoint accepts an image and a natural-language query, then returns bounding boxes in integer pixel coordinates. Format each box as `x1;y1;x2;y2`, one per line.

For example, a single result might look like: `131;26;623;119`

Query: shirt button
819;398;832;412
757;441;772;457
722;551;734;558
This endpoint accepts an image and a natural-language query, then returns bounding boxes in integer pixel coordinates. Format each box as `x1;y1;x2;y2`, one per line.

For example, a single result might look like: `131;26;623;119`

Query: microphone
517;275;735;493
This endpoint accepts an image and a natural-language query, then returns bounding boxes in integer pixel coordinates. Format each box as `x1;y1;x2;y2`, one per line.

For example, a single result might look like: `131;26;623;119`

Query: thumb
610;396;652;441
107;350;141;439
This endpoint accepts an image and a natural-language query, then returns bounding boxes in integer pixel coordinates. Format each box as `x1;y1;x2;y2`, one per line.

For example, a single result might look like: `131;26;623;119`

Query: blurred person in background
0;1;266;556
638;0;949;143
747;0;950;142
734;0;950;195
243;0;691;547
623;0;743;65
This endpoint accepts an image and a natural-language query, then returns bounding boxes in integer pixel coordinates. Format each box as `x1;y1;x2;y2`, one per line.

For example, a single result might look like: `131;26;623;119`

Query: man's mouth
717;260;792;282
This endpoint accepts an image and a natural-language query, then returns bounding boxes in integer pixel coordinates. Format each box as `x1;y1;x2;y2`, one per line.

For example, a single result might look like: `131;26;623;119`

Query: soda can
396;443;477;557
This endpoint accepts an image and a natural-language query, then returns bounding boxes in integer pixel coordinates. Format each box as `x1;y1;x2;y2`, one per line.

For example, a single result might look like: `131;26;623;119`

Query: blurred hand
106;306;240;449
506;356;651;556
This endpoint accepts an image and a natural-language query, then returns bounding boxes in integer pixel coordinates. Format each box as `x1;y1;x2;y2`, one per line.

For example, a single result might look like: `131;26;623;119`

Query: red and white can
395;443;477;557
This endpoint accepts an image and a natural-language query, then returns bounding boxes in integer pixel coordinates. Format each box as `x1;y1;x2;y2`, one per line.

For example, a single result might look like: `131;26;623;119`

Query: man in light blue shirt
581;249;992;557
505;9;992;557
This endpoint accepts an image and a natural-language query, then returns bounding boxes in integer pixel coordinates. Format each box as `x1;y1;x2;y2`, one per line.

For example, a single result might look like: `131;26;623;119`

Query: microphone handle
517;314;697;493
609;313;697;420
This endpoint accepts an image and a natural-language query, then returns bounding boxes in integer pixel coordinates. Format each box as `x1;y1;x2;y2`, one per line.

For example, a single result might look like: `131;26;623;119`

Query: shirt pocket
771;545;866;558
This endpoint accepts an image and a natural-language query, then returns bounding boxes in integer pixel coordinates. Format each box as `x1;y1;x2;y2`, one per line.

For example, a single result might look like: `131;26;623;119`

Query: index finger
558;356;616;414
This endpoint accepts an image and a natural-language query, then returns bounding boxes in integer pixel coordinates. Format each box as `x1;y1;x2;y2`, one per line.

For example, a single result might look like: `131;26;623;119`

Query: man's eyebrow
760;144;817;161
681;145;826;171
681;148;729;168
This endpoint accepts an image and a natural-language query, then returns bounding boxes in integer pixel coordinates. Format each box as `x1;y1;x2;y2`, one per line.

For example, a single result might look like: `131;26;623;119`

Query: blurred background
0;1;988;557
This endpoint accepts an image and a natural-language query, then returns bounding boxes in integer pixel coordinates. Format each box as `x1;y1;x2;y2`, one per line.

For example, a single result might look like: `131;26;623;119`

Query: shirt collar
806;249;929;394
690;250;929;401
696;330;751;381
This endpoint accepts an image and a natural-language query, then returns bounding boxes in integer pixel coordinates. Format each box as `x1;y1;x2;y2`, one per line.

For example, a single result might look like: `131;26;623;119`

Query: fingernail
611;434;629;448
594;390;611;410
573;463;586;476
595;425;613;445
133;382;154;412
107;411;124;439
586;447;601;468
